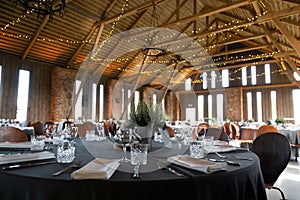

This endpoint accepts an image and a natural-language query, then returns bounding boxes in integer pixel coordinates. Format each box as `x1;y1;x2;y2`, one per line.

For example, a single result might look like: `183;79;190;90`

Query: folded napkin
0;142;31;149
0;151;55;165
167;155;227;174
203;145;237;153
213;140;228;146
71;158;120;180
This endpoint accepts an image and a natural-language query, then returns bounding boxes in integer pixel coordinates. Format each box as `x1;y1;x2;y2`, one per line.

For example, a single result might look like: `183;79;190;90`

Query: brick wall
225;88;243;122
51;67;77;121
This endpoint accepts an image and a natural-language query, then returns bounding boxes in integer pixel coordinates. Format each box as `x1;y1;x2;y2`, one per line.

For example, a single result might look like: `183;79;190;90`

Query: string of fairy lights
0;1;287;85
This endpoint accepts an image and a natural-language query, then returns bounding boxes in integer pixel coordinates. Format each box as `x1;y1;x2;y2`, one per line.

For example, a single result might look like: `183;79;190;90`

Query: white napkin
71;158;120;180
167;155;227;174
203;145;237;153
0;142;31;149
0;151;55;165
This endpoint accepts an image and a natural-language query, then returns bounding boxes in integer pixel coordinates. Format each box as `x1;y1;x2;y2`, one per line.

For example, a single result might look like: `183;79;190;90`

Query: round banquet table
0;139;267;200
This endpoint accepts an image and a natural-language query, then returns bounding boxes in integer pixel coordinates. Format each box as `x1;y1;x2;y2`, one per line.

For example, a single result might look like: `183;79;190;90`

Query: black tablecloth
0;139;267;200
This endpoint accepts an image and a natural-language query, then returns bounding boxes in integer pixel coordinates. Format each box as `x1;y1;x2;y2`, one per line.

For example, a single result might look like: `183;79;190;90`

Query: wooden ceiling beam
66;23;98;66
94;10;149;77
163;0;255;28
21;15;49;60
272;18;300;57
21;0;73;60
66;0;118;66
254;0;300;87
95;0;167;26
258;6;300;22
190;59;278;74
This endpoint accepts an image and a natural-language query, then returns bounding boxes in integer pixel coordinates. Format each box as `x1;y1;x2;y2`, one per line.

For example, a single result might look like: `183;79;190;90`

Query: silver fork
215;152;226;159
52;161;82;176
157;162;184;177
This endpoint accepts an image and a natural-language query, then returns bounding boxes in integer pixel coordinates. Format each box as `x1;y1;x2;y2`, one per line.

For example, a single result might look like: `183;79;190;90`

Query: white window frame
16;69;30;122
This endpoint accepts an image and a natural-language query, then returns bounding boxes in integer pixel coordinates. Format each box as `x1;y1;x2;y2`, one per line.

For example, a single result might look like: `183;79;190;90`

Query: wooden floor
266;159;300;200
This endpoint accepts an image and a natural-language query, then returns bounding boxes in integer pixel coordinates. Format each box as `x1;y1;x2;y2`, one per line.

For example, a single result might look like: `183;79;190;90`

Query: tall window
257;92;262;122
161;97;165;116
92;83;97;121
197;95;204;121
211;71;216;89
75;80;82;120
216;94;223;122
208;95;212;120
222;69;229;87
134;91;140;110
271;91;277;120
16;70;30;122
202;72;207;89
251;65;257;85
264;64;271;84
153;93;157;105
99;84;104;121
185;78;192;90
0;65;2;87
293;72;300;81
127;89;131;119
293;89;300;124
247;92;252;120
121;89;125;114
242;67;247;86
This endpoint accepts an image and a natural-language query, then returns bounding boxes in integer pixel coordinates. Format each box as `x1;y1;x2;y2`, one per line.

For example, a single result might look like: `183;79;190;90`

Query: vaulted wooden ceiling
1;0;300;90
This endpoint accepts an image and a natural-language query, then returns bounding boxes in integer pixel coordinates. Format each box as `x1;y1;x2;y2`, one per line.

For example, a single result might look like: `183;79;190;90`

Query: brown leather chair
43;121;58;137
257;125;279;137
30;121;44;135
0;126;28;142
62;120;74;131
166;125;175;138
193;122;210;140
222;122;232;137
76;121;95;138
222;123;240;140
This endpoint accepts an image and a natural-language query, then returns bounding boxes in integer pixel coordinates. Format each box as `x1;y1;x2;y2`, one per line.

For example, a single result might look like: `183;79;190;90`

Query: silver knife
208;158;240;166
2;160;56;170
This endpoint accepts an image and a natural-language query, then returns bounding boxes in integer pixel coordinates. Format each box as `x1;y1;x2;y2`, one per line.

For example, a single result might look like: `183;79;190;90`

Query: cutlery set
1;160;56;170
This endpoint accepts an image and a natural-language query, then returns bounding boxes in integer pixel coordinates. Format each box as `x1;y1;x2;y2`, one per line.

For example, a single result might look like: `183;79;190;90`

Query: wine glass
96;122;106;139
196;127;207;140
131;143;148;179
65;127;78;141
115;128;132;162
174;128;185;156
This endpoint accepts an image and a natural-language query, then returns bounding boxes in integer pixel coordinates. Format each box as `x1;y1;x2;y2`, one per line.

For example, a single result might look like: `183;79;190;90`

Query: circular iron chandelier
13;0;66;18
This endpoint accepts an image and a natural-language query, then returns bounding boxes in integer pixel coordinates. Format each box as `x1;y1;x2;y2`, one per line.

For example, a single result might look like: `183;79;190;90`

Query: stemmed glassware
131;143;148;179
115;128;132;162
174;128;185;156
96;122;106;139
65;127;78;142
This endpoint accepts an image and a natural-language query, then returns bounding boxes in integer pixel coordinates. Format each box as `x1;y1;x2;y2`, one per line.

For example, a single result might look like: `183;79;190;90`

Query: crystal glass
131;143;148;178
174;128;185;155
115;129;132;162
56;140;75;163
30;135;45;151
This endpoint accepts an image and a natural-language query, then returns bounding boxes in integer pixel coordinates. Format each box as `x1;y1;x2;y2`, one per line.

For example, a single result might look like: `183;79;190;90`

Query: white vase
135;126;154;148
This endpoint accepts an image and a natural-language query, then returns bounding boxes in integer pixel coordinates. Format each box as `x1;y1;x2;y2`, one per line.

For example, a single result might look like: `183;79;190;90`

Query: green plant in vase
129;100;164;147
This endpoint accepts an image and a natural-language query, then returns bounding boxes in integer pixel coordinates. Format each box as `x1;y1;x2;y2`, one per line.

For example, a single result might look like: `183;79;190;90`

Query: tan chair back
257;125;279;137
0;126;28;142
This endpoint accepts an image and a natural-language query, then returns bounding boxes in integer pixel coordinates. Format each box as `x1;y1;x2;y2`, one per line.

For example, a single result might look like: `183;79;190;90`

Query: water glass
85;130;96;141
204;136;214;146
190;140;206;158
56;140;75;163
31;135;45;151
130;143;148;165
52;132;63;145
